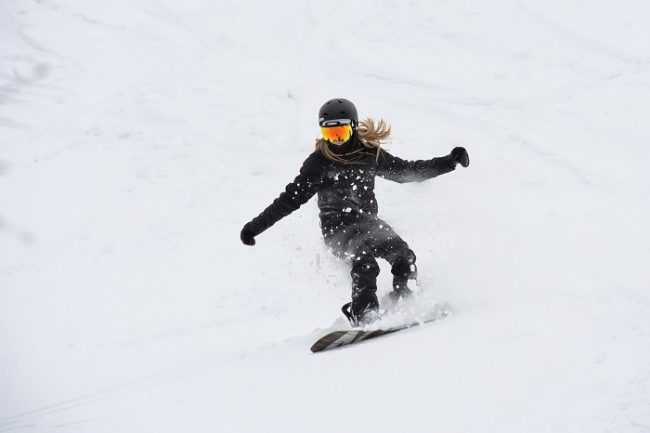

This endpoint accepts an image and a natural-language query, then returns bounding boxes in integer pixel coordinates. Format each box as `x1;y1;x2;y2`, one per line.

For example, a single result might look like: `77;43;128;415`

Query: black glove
450;147;470;168
240;223;257;246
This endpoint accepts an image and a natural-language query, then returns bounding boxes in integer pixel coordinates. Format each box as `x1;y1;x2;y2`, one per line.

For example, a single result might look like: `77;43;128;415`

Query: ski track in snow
1;0;650;432
516;0;647;65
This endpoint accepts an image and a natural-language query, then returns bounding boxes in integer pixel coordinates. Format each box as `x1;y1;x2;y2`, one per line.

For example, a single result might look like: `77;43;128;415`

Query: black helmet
318;98;358;127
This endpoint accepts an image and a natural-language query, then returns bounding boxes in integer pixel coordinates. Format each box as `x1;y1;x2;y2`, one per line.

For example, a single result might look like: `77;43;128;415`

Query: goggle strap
320;119;355;127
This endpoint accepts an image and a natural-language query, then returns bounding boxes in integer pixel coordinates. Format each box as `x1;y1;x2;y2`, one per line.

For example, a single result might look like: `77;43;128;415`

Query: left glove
449;147;470;168
240;223;257;246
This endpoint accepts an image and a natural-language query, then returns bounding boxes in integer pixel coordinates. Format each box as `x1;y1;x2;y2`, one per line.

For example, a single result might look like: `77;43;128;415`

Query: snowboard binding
341;302;380;327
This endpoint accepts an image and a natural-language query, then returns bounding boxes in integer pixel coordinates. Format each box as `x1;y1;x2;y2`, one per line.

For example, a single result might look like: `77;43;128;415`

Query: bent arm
376;149;456;183
245;153;323;237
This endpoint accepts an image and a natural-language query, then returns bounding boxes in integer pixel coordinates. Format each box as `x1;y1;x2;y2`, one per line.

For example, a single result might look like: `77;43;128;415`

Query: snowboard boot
389;258;418;302
342;291;380;327
345;252;381;327
389;276;414;302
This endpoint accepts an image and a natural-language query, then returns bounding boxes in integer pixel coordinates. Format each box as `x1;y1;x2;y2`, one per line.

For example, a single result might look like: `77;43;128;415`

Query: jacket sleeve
375;149;456;183
246;153;324;237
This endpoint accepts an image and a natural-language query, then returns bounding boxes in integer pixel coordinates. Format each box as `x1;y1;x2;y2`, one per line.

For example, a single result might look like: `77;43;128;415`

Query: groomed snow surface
2;0;650;432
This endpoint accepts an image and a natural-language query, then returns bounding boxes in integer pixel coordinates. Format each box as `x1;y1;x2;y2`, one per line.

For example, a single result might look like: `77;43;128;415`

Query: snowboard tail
310;309;449;353
310;327;401;353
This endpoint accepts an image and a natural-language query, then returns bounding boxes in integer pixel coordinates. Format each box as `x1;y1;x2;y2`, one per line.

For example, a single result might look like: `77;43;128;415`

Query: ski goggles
320;119;354;143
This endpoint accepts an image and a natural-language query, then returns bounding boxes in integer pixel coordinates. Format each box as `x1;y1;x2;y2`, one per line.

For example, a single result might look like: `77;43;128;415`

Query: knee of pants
391;249;417;278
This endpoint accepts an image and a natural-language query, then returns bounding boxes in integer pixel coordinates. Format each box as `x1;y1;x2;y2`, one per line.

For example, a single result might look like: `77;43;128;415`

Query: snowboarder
240;98;469;326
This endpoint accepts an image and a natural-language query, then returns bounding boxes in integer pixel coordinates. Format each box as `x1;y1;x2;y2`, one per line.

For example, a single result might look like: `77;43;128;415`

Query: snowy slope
1;0;650;432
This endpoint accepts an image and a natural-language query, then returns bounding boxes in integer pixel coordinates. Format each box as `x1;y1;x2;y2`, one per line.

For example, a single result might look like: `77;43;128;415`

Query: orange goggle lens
320;124;353;143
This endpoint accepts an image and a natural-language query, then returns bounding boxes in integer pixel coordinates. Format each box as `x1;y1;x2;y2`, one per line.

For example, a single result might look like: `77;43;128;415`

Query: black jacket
245;138;457;238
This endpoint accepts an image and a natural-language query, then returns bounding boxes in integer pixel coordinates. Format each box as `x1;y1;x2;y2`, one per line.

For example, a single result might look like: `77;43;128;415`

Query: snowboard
310;309;450;353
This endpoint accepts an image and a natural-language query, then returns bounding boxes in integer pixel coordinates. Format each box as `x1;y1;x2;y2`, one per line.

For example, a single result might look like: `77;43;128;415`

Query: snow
1;0;650;432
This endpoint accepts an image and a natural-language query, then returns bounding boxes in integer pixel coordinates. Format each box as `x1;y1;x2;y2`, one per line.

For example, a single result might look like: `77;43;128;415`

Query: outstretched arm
241;153;324;246
376;147;469;183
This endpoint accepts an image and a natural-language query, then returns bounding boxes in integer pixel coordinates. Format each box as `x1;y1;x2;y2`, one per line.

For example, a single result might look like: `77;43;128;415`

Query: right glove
450;147;470;168
240;223;257;246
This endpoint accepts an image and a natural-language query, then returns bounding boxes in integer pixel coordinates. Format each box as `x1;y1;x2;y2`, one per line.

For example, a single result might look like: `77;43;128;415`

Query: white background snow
1;0;650;432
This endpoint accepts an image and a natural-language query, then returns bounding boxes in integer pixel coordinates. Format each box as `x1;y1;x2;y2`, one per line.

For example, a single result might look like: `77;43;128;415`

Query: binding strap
341;302;358;327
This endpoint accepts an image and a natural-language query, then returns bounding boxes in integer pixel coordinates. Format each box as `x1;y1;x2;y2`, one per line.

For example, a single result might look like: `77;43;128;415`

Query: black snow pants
323;215;417;312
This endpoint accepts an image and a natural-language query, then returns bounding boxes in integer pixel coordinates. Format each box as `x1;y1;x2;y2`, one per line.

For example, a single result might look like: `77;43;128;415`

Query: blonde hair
315;118;391;164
